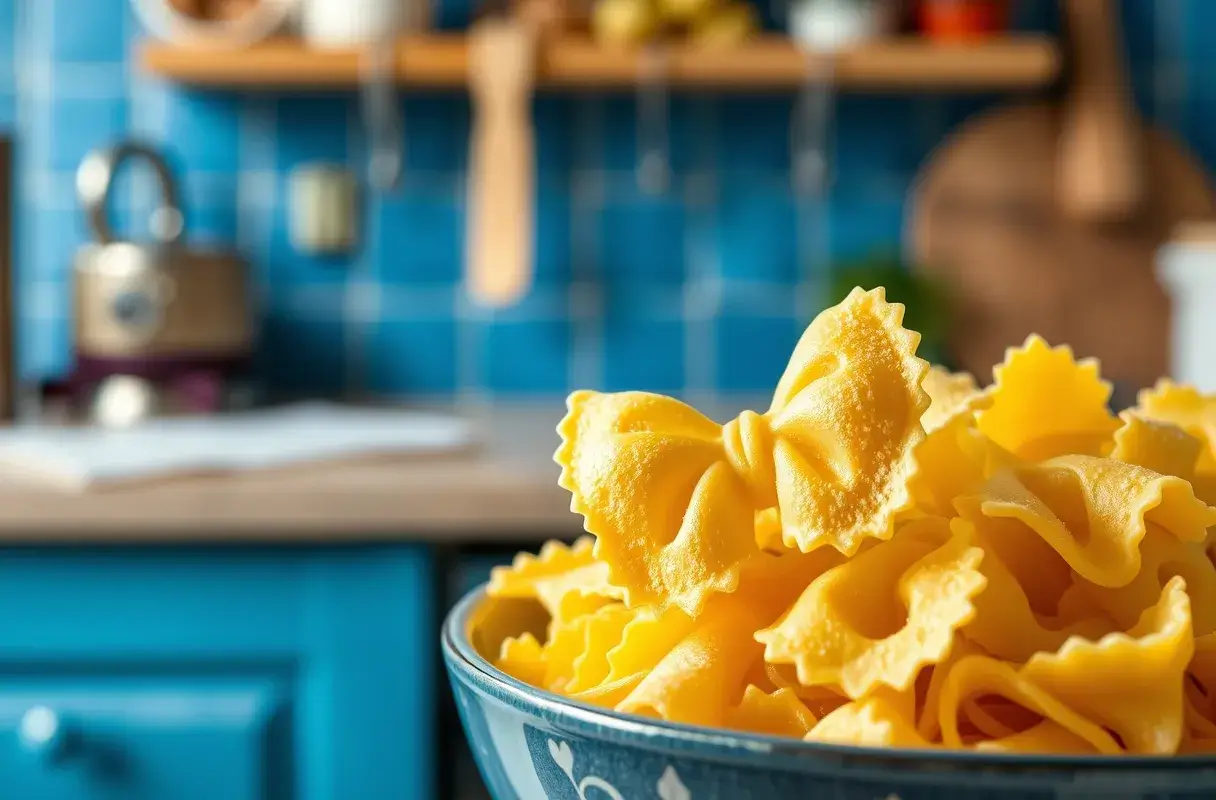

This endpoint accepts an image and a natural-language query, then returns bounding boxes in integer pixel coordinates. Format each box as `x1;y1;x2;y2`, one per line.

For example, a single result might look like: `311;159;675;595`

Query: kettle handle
77;142;184;247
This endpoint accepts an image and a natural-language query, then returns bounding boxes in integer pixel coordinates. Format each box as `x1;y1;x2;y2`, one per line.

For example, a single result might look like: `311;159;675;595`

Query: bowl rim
443;584;1216;780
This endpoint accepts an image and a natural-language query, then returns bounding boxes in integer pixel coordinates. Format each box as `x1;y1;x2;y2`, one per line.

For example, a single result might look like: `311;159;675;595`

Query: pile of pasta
472;286;1216;755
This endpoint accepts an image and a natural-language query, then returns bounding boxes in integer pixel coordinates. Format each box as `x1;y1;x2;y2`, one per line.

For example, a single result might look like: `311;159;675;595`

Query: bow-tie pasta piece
921;366;989;433
1136;381;1216;472
496;633;546;687
957;518;1113;664
977;336;1119;461
1021;578;1193;755
805;695;930;748
1110;413;1204;482
765;287;929;555
489;537;627;626
468;595;551;664
724;685;819;738
1077;525;1216;636
555;288;929;616
566;604;637;694
541;605;613;694
618;595;776;728
958;456;1215;589
908;413;1018;519
755;517;986;699
603;605;696;684
557;390;763;615
938;655;1122;754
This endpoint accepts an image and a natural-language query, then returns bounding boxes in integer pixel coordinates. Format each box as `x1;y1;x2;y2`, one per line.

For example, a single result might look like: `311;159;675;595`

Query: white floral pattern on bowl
548;737;691;800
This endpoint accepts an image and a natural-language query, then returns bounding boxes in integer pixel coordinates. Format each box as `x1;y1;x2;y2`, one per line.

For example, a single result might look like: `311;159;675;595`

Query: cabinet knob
20;706;69;763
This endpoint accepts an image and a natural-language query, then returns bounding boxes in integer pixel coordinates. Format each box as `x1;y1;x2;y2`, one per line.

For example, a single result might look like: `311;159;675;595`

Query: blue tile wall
4;0;1215;399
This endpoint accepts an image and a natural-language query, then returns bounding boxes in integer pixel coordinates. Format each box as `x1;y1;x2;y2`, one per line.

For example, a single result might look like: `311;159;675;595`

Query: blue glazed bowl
444;587;1216;800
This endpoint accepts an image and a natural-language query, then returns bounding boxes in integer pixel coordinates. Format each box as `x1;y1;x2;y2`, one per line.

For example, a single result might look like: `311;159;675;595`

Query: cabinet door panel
0;677;287;800
0;545;435;800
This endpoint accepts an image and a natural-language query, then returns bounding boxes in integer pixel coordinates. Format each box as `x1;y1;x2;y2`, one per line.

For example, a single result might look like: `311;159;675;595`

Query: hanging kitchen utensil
362;27;403;192
1057;0;1142;222
74;142;253;363
792;58;834;199
792;52;836;303
466;17;538;307
637;46;670;196
907;0;1213;390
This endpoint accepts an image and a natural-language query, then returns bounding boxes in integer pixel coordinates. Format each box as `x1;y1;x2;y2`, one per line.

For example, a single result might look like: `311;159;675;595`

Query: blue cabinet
0;545;435;800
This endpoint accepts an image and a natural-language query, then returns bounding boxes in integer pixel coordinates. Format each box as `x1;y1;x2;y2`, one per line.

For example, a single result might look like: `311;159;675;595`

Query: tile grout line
683;97;719;399
454;113;486;404
238;98;279;324
343;99;376;398
18;0;60;380
568;96;605;393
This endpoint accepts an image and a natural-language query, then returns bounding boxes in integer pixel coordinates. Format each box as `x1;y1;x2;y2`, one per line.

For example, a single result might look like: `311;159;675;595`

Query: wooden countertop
0;400;759;543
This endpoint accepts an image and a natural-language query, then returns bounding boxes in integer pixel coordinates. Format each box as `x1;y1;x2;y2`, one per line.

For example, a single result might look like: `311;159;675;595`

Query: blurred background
0;0;1210;798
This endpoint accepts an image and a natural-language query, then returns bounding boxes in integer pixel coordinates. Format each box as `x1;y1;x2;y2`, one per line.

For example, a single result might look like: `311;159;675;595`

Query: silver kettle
73;142;252;361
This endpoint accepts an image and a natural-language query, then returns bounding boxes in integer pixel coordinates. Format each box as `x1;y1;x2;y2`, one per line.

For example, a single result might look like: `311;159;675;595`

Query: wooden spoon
1057;0;1143;222
466;18;538;308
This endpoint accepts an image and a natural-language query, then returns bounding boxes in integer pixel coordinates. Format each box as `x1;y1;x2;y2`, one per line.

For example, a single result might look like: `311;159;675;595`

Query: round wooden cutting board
907;1;1214;391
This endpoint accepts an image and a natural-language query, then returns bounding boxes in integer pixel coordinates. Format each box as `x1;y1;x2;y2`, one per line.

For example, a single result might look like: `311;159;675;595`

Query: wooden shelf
140;34;1060;91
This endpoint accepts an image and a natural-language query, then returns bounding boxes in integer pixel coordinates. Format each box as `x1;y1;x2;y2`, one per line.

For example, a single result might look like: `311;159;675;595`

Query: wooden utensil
908;1;1213;390
1057;0;1143;222
467;18;538;308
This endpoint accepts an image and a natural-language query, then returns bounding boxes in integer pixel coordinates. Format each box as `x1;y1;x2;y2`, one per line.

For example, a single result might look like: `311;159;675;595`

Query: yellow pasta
1136;380;1216;471
956;456;1214;589
960;517;1113;663
806;695;929;747
977;336;1120;461
496;633;546;686
755;517;985;698
555;287;928;616
567;604;636;693
616;595;773;727
1076;525;1216;636
938;656;1122;754
467;286;1216;756
1110;412;1204;482
1020;578;1193;755
921;366;988;433
725;685;819;738
488;536;626;625
907;412;1016;519
975;720;1101;755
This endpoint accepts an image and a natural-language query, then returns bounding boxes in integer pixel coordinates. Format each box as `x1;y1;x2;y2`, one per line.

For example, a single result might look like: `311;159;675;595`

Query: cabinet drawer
0;677;286;800
0;545;435;800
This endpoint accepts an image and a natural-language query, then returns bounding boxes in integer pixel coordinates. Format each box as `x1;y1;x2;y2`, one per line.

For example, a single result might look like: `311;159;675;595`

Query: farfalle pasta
470;286;1216;755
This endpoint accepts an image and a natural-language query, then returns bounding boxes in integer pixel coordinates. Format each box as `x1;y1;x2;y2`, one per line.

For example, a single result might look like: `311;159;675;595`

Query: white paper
0;403;476;489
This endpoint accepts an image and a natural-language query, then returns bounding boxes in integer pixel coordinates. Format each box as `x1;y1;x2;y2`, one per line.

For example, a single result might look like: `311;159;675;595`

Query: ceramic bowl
443;587;1216;800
